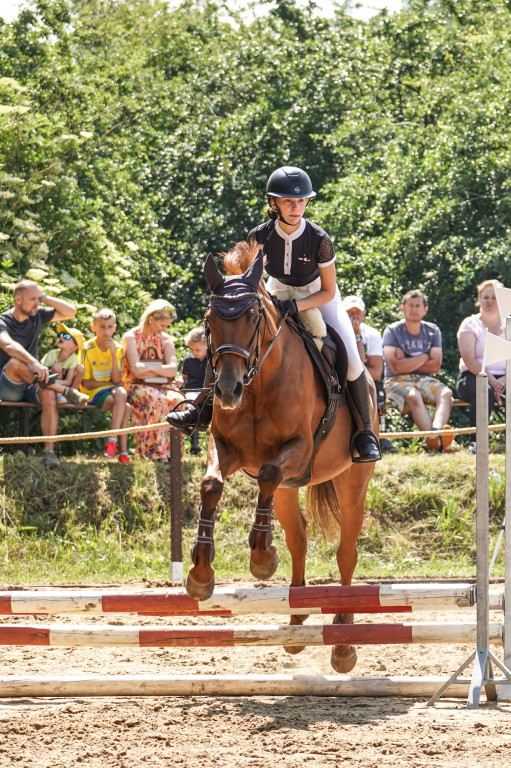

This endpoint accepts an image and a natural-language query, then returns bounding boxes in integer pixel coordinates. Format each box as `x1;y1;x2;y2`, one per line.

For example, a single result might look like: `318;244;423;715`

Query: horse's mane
221;240;259;276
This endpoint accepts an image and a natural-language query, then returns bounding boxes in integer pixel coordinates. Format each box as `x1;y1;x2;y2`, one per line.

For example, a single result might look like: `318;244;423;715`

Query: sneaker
440;424;455;451
104;441;117;458
43;450;60;469
63;386;89;407
425;425;455;452
379;437;398;454
118;453;131;464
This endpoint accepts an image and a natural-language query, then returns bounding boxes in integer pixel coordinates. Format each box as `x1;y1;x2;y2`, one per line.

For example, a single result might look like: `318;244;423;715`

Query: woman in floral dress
122;300;184;461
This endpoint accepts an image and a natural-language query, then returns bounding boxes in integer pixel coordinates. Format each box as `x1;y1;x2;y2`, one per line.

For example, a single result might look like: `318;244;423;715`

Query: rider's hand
281;298;299;316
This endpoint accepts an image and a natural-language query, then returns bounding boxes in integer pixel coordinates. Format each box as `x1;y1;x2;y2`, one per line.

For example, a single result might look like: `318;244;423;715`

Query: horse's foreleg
186;437;239;601
249;464;282;580
249;438;310;581
330;466;371;674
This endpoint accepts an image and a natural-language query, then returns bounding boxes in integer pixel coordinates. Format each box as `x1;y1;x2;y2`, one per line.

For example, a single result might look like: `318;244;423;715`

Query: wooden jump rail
0;583;504;616
0;674;473;699
0;621;502;648
0;583;502;699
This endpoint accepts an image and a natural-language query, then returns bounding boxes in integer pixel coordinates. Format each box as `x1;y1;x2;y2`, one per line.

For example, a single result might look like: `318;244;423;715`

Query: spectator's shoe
469;441;477;454
104;441;117;458
63;387;89;407
118;453;131;464
43;450;60;469
35;373;59;389
380;437;398;453
426;425;455;452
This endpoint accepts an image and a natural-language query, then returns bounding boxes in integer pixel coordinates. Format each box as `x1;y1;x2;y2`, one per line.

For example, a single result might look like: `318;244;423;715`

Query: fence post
169;428;183;584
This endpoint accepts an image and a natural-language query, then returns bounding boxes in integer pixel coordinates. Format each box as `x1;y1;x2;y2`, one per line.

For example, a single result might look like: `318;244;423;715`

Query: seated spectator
456;279;505;454
0;280;77;469
382;289;454;451
122;300;184;463
41;323;88;406
80;308;131;463
180;326;208;455
342;295;396;453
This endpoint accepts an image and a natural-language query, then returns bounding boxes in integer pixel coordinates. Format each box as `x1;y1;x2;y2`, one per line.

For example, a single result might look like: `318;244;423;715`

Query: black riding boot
347;373;382;463
166;387;214;436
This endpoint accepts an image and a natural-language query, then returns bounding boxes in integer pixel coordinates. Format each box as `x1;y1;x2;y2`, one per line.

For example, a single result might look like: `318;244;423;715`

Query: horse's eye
250;312;258;325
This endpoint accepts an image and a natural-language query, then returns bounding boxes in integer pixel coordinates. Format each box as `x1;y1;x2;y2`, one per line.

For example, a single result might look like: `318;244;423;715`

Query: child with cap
41;323;89;406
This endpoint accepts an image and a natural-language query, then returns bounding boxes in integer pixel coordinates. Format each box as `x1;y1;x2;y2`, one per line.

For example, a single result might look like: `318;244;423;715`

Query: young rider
167;165;381;462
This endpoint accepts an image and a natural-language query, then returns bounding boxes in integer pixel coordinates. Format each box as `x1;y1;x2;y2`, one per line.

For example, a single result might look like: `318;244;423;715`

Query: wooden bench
0;400;99;454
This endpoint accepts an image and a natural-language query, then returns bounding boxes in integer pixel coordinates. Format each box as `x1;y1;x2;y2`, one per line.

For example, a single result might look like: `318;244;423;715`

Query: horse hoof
331;645;358;674
249;552;279;580
283;644;306;656
185;573;215;601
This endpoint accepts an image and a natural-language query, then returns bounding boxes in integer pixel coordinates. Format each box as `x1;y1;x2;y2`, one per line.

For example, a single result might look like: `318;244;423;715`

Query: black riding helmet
266;166;316;225
266;166;317;200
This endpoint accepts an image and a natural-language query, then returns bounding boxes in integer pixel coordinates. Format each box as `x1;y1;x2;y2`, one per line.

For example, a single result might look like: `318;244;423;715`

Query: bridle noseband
205;290;288;386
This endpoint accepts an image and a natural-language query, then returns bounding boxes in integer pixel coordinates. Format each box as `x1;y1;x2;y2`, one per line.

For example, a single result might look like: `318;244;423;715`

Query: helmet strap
268;198;309;226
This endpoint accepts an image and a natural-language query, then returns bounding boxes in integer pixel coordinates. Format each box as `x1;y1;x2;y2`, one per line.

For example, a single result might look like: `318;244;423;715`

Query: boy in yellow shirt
79;308;131;463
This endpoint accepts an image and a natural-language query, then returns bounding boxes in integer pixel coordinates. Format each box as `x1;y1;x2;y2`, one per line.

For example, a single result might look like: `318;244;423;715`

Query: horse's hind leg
330;465;372;674
273;487;309;655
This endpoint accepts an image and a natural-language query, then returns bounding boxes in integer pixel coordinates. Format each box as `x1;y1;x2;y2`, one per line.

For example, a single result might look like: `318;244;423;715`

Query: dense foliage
1;0;511;379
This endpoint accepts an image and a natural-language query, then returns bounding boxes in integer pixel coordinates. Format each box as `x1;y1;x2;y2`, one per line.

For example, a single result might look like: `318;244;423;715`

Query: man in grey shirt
382;289;454;451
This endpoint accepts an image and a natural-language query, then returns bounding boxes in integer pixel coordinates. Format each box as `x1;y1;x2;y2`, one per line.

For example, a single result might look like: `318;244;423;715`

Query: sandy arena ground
0;584;511;767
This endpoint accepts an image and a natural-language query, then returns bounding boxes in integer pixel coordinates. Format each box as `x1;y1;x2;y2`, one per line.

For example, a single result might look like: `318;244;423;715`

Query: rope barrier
0;421;505;446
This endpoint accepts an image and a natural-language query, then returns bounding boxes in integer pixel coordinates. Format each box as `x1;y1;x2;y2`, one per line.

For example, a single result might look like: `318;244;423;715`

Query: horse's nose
214;378;244;409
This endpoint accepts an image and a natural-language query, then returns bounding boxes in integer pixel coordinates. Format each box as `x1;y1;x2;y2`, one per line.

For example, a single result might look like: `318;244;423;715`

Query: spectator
122;300;184;463
0;280;77;469
180;326;208;455
41;323;88;406
456;279;505;454
382;289;454;451
80;308;131;464
343;295;396;453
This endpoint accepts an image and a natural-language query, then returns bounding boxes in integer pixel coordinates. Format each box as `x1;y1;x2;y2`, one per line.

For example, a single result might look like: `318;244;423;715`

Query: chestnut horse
187;242;377;673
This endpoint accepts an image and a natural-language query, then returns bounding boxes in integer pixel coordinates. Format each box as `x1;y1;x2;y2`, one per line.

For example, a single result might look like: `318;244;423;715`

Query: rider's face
272;197;307;224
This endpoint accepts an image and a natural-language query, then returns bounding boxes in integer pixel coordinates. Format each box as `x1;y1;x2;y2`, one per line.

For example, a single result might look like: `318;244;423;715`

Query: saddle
271;298;348;488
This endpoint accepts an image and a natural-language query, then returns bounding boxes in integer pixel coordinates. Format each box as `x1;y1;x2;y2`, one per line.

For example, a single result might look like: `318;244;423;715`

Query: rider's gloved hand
281;298;299;316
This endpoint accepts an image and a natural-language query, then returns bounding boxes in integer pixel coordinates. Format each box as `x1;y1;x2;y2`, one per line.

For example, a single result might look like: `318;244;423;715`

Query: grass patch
0;449;505;584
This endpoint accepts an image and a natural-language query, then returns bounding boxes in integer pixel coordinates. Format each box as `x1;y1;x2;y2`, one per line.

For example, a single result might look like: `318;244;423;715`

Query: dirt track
1;587;511;767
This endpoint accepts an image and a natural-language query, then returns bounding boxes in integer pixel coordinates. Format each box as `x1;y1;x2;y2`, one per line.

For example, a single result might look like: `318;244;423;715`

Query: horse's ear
243;248;264;291
204;253;224;292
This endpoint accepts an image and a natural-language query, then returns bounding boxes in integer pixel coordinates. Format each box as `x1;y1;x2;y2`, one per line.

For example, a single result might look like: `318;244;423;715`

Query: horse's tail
306;481;342;541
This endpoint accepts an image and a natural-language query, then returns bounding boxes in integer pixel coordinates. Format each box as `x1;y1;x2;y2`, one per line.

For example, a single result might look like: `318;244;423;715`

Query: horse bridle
205;291;289;386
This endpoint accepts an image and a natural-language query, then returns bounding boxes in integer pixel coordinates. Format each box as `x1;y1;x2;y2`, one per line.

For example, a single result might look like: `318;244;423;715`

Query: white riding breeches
266;276;364;381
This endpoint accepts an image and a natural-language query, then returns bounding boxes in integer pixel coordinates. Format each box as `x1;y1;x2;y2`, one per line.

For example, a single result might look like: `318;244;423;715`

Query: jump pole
0;621;502;647
429;373;511;707
0;584;503;617
0;674;472;699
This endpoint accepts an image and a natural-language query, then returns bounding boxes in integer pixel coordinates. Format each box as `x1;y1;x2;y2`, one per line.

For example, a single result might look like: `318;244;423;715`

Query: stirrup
350;428;382;463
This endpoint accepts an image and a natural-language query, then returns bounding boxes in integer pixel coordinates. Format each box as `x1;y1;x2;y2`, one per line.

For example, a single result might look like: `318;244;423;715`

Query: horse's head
204;247;265;410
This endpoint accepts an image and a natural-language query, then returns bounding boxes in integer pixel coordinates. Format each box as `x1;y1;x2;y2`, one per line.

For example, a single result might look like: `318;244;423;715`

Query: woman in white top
456;279;505;452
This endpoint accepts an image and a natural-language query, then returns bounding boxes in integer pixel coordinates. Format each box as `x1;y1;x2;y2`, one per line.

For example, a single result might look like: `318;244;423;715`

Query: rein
206;291;290;385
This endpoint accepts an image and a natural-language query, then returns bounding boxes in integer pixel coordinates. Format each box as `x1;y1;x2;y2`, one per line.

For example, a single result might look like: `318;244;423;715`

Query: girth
278;314;345;488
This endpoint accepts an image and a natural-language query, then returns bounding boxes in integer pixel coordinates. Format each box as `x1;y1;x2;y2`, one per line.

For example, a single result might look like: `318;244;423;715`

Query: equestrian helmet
266;166;316;199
